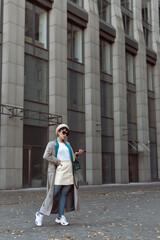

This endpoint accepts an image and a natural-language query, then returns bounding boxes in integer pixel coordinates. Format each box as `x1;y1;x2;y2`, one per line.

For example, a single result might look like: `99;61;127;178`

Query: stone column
49;0;67;140
84;0;102;184
133;0;151;181
111;0;129;183
151;0;160;179
0;0;25;189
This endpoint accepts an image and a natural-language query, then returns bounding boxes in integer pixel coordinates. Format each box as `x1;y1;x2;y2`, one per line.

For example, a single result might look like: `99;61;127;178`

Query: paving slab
0;182;160;240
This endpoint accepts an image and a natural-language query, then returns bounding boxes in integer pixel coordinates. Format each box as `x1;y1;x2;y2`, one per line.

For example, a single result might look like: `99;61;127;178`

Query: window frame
25;0;49;106
147;63;154;92
67;22;84;64
98;0;111;25
100;38;112;75
141;0;152;48
126;52;135;84
25;0;49;50
68;0;83;8
121;0;133;11
121;0;134;38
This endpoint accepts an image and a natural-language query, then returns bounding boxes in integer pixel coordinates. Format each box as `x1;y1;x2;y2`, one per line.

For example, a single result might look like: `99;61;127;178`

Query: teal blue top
55;139;74;176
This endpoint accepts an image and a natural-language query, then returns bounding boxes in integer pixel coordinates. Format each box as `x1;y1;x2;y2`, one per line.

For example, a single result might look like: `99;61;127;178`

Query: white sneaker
55;215;69;225
35;212;43;226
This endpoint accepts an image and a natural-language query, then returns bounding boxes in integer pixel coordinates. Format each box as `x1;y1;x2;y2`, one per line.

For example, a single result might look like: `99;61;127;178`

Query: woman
35;123;85;226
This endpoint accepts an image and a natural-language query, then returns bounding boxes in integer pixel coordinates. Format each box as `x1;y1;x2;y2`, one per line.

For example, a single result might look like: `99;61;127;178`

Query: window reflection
142;0;151;24
25;1;48;49
100;40;112;74
24;55;48;104
147;63;154;91
73;26;82;63
25;1;33;43
121;0;133;38
121;0;133;11
67;70;84;111
98;0;111;24
68;0;83;8
67;23;83;63
35;6;47;49
126;53;134;84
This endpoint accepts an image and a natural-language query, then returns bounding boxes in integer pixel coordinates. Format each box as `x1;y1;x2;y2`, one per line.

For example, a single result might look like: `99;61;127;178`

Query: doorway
23;125;48;188
23;147;32;187
129;154;139;182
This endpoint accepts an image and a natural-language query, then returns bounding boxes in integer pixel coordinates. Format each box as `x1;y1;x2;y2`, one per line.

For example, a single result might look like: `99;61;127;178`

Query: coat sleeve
43;142;60;165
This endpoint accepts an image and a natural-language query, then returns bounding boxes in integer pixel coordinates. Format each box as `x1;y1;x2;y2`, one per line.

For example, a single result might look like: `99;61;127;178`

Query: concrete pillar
133;0;151;181
151;0;160;179
111;0;129;183
49;0;67;140
0;0;25;189
84;0;102;184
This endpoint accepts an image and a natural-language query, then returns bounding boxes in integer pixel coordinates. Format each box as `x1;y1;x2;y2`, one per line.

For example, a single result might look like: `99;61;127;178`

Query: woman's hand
75;149;86;156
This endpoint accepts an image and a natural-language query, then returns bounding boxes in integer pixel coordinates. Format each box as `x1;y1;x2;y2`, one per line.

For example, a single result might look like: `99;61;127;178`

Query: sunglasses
60;130;69;136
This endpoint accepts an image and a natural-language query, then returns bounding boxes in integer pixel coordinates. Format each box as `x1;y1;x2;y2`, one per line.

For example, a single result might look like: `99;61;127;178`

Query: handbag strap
74;172;79;189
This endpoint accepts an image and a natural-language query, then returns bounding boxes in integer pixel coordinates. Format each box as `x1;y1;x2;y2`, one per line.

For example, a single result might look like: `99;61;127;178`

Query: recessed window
68;0;83;8
98;0;111;24
121;0;133;11
121;0;133;38
101;82;113;118
24;55;48;104
142;0;152;48
147;63;154;91
67;70;84;111
142;0;151;24
67;23;83;63
100;40;112;74
126;53;135;84
122;14;133;37
159;1;160;33
127;91;136;123
25;1;48;49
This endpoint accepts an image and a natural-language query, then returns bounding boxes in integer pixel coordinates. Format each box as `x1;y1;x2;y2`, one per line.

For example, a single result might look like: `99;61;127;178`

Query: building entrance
23;146;47;188
129;154;139;182
23;147;32;187
23;125;48;188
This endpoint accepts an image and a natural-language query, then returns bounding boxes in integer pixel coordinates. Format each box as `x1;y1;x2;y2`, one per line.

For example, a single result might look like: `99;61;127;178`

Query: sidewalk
0;182;160;240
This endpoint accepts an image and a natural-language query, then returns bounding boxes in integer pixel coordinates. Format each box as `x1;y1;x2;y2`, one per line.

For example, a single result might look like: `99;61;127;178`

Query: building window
25;1;48;49
67;23;83;63
142;0;151;24
0;0;2;32
98;0;111;24
67;70;84;112
67;69;85;182
148;98;156;127
68;0;83;8
121;0;133;38
127;91;136;124
122;14;133;37
101;82;112;118
126;53;134;84
101;81;114;184
126;52;137;145
142;0;152;48
24;55;48;104
121;0;133;11
0;0;2;96
100;39;112;74
100;41;114;183
159;1;160;33
147;63;158;180
147;63;154;91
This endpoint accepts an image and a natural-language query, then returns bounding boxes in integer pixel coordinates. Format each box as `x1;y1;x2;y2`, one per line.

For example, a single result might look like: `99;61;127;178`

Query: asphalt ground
0;182;160;240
